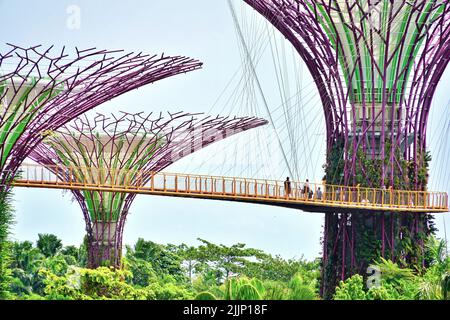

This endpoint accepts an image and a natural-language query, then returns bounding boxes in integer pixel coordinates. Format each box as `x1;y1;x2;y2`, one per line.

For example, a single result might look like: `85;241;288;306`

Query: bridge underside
13;181;447;215
128;189;444;215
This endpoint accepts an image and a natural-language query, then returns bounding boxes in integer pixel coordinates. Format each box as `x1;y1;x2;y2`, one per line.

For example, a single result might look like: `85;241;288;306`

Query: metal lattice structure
0;44;202;187
242;0;450;297
30;112;268;267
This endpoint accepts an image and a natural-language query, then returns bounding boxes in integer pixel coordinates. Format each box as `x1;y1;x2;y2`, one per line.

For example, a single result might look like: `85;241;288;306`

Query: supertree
0;44;201;292
242;0;450;297
30;112;268;268
0;44;202;187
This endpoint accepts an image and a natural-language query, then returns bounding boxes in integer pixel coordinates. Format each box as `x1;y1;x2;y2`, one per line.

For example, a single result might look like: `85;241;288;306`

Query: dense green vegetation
335;238;450;300
0;189;15;299
1;233;448;300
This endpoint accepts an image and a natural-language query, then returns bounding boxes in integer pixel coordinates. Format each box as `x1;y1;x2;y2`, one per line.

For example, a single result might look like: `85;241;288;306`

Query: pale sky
2;0;449;260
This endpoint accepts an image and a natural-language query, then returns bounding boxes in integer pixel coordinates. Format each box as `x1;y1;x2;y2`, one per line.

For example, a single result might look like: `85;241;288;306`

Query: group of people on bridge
284;177;323;201
281;177;433;209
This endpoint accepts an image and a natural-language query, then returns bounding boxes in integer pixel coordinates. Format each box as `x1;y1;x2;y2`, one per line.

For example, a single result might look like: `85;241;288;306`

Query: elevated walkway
12;164;449;214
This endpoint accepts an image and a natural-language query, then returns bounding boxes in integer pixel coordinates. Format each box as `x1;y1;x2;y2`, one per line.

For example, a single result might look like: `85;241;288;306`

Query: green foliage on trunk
323;137;431;191
323;138;345;185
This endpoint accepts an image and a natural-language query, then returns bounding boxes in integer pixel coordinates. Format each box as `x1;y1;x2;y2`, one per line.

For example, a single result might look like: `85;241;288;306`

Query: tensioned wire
195;16;282;178
183;0;326;182
229;0;324;180
266;21;300;179
186;80;325;181
226;0;326;180
188;26;326;177
427;98;450;248
428;99;450;192
224;1;345;182
193;87;324;180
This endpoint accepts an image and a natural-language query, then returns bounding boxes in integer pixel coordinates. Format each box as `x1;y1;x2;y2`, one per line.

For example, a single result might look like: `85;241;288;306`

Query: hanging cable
227;0;295;179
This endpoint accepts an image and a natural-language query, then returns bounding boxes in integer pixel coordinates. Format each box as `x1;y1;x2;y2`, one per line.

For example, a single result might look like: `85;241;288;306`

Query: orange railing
12;163;449;213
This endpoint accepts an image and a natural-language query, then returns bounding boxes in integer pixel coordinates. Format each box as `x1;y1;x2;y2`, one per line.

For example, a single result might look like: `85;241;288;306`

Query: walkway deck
12;164;449;214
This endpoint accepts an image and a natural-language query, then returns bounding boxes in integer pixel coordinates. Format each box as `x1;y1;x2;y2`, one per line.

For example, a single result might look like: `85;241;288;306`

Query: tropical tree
287;273;317;300
130;238;184;281
123;252;157;287
146;281;193;300
9;239;82;298
334;238;450;301
61;246;80;261
194;238;265;284
36;234;63;258
416;237;450;300
77;236;88;267
244;255;313;282
223;277;264;300
9;240;45;297
261;280;289;300
374;258;420;299
177;244;201;284
10;241;43;271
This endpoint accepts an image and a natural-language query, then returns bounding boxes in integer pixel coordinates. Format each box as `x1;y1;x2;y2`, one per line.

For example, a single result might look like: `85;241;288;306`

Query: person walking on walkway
284;177;292;197
303;179;310;199
316;187;323;200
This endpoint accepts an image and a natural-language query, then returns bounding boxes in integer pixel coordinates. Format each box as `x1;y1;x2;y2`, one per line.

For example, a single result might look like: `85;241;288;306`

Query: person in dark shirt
284;177;292;197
